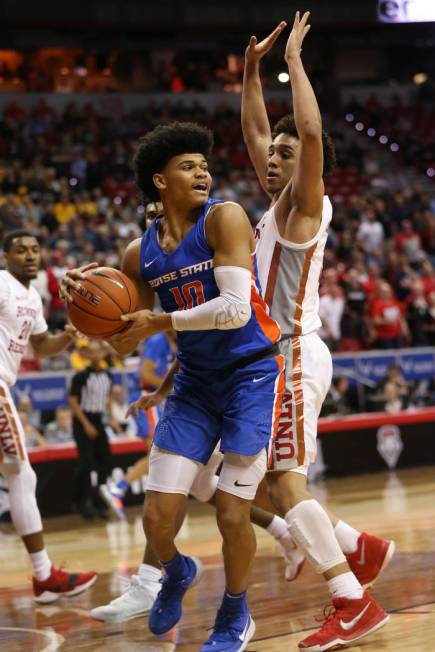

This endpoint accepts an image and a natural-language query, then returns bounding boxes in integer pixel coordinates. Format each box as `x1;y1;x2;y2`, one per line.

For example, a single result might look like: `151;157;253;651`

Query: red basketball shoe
346;532;395;588
299;590;389;651
33;565;97;603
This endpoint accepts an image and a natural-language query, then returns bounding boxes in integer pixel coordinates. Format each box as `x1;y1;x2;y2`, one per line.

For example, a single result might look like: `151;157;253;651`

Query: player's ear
153;173;166;194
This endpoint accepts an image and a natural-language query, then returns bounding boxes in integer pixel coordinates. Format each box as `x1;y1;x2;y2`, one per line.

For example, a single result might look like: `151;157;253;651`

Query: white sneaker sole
237;615;256;651
90;604;153;624
35;574;97;604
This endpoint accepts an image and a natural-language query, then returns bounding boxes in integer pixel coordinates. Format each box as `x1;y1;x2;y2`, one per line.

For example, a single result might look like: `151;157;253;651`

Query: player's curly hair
271;115;336;176
133;122;214;201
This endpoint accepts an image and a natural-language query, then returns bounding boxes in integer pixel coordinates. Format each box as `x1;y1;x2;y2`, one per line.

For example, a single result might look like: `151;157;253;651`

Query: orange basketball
67;267;139;339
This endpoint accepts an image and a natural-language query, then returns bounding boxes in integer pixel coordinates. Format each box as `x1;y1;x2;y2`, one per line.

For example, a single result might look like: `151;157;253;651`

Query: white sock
327;571;364;600
334;521;361;554
30;549;52;581
266;515;293;543
138;563;162;583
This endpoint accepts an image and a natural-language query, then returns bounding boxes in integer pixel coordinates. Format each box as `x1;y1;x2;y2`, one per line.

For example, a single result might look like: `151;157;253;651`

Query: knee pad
146;446;202;496
4;461;42;536
286;499;345;574
218;449;267;500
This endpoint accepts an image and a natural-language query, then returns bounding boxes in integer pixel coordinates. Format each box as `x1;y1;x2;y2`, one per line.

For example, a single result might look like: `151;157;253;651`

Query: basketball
67;267;138;339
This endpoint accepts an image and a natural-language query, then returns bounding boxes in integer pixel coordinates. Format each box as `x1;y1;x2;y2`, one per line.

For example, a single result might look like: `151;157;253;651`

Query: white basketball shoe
90;574;161;624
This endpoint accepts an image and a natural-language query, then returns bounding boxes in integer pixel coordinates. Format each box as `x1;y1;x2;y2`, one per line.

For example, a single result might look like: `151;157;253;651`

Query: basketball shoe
346;532;395;588
33;565;97;603
148;556;203;635
90;573;161;623
298;590;389;651
99;484;126;520
277;536;306;581
200;602;255;651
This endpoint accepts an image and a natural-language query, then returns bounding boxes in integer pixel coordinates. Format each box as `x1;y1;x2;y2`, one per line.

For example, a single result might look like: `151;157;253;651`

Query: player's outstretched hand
59;262;98;303
245;21;287;63
285;11;311;62
126;391;165;418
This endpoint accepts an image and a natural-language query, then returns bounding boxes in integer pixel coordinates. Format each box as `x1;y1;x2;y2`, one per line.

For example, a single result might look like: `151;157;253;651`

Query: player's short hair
133;122;214;201
271;115;336;176
3;230;37;252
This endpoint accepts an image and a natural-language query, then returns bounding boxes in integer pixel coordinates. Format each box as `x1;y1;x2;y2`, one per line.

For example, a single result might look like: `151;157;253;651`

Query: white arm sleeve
171;266;252;332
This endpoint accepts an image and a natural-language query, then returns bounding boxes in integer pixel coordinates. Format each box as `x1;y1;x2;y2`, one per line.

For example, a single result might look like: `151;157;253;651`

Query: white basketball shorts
268;331;333;474
0;379;28;471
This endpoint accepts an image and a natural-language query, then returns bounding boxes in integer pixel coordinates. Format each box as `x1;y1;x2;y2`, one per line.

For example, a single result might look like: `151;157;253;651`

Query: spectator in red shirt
395;219;424;265
369;282;409;349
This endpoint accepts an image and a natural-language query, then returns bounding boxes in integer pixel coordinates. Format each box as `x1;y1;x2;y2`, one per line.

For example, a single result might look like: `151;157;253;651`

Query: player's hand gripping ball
66;267;138;339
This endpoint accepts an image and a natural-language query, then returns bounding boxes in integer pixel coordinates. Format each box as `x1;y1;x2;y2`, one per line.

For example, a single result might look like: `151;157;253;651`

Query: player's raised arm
241;21;286;193
282;11;324;221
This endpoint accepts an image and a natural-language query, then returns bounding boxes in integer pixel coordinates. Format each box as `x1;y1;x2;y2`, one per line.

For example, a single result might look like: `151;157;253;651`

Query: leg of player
255;470;393;588
91;494;192;624
2;460;97;603
267;470;390;651
250;504;305;581
144;447;204;636
100;455;150;520
200;451;267;652
0;383;97;603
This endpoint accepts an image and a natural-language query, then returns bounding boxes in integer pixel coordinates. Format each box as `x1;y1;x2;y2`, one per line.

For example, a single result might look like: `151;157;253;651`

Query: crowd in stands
0;93;434;425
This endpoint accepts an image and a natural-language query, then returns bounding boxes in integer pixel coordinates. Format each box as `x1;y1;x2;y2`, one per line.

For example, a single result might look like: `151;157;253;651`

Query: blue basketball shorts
153;351;285;465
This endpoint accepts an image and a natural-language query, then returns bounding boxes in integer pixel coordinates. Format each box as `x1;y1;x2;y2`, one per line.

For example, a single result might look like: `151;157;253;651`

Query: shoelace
314;604;340;634
207;608;245;640
156;574;191;604
118;574;157;598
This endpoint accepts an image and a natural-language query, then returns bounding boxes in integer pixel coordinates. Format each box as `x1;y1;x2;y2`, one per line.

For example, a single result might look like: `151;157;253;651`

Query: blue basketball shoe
201;602;256;651
148;555;203;635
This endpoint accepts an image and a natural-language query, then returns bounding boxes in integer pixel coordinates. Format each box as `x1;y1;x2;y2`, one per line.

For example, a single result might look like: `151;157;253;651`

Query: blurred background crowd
0;0;434;445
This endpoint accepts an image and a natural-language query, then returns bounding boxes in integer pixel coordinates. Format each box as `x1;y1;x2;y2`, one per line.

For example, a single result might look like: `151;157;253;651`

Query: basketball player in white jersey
0;230;97;602
242;12;392;650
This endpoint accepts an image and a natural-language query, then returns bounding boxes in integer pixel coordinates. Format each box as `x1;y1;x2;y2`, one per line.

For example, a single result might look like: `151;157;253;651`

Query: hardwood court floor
1;466;435;651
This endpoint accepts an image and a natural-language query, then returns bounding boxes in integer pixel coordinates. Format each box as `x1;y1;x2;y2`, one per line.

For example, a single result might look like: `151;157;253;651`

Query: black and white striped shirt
70;367;112;414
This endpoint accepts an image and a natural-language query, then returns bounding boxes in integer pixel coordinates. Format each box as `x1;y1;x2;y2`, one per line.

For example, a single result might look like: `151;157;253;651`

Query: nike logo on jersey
340;603;370;631
234;480;254;487
356;540;366;565
144;258;157;268
252;375;268;383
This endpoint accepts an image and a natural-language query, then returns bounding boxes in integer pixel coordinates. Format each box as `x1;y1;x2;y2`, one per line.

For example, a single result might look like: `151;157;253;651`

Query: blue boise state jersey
140;198;280;371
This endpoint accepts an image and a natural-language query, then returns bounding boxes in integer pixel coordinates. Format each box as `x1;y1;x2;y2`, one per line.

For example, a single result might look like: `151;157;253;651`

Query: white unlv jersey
255;196;332;336
0;270;47;387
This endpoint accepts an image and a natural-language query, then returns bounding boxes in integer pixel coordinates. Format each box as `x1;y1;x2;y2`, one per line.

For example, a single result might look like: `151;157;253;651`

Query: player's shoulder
0;270;11;286
206;200;248;230
124;237;142;257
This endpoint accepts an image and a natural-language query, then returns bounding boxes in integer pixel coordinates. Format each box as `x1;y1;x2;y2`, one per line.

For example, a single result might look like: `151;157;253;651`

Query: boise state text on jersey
140;198;280;370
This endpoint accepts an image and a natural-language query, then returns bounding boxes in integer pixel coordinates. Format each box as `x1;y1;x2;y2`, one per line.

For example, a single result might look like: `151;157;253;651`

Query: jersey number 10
170;281;205;310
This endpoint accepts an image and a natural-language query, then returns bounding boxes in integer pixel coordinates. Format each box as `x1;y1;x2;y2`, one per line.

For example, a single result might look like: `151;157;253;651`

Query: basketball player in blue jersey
61;121;284;652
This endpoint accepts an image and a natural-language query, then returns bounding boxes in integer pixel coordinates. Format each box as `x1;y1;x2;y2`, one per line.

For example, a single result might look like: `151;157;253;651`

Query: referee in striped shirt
69;341;119;519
